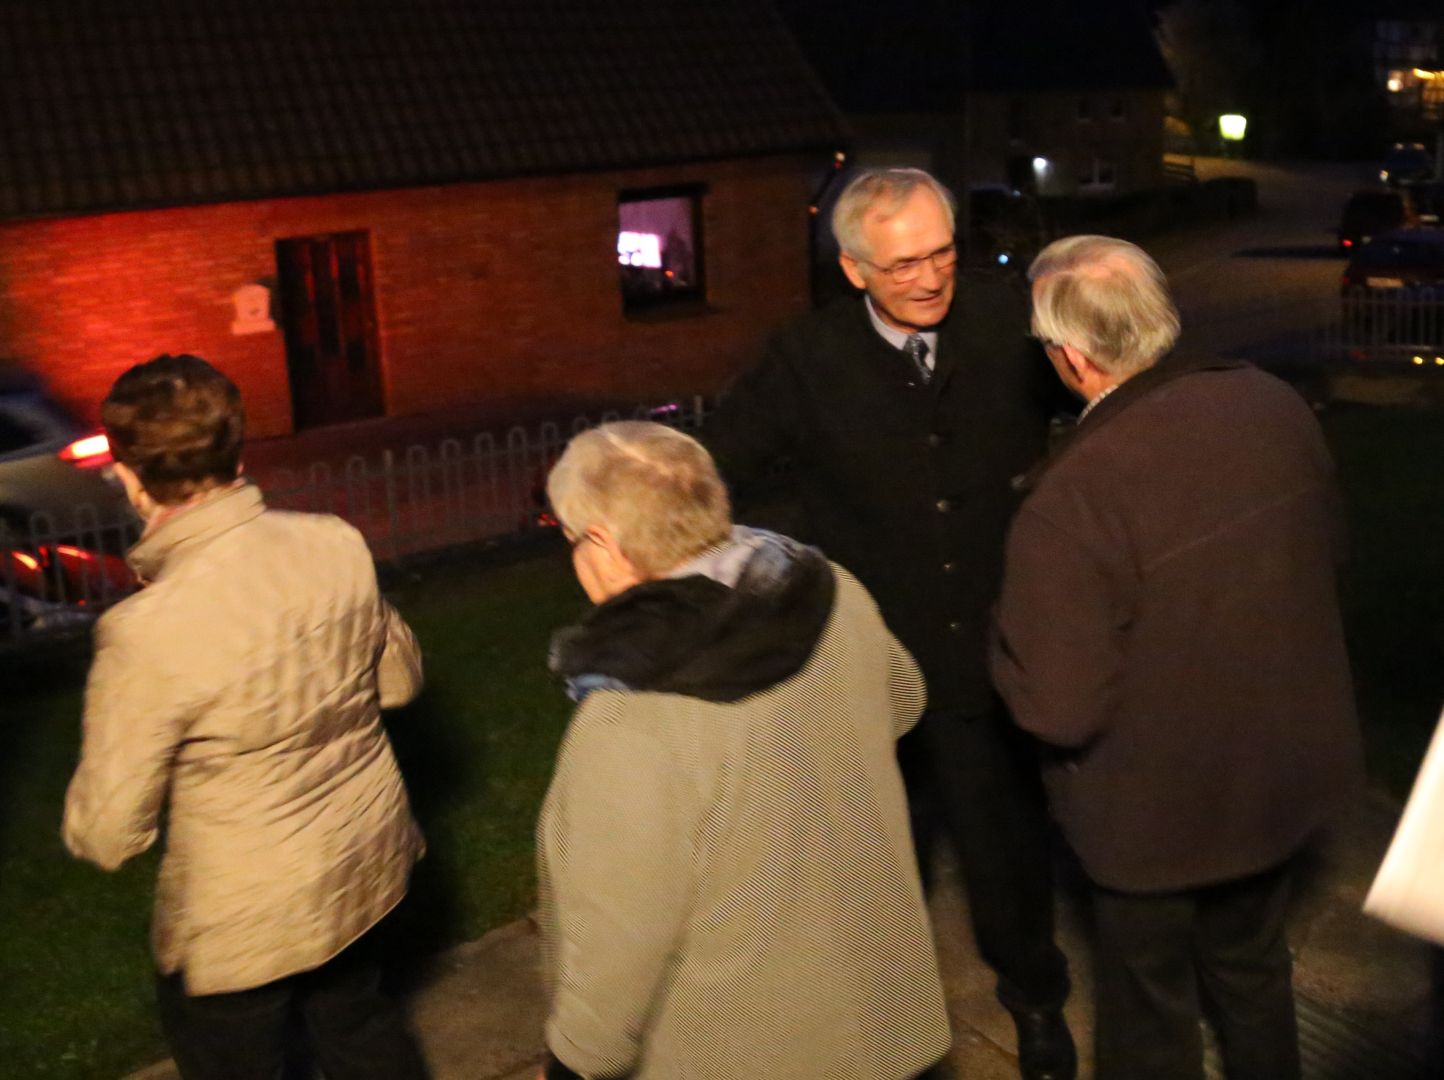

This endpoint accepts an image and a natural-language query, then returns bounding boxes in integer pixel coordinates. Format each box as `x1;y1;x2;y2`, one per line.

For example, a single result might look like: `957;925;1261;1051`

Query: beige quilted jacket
63;483;424;995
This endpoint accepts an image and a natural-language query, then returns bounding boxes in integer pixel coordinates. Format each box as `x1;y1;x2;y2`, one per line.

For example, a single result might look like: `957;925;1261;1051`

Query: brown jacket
63;483;424;994
991;358;1362;892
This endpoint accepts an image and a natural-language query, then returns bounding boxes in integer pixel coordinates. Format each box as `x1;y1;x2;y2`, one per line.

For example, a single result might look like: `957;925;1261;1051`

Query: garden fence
1;397;711;651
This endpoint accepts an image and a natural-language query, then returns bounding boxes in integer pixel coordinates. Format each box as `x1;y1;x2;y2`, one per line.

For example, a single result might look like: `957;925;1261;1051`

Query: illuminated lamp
1413;355;1426;365
1032;157;1050;174
1388;76;1404;93
1218;114;1247;142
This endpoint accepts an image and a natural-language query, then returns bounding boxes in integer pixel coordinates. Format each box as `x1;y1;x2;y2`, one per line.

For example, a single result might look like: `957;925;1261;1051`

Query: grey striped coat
537;567;950;1079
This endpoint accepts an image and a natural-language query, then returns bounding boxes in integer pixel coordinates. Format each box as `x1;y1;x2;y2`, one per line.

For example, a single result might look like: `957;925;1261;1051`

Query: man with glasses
708;168;1074;1080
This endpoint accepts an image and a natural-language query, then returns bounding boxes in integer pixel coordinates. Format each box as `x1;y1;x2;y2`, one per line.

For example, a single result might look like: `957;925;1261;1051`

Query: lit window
617;187;704;312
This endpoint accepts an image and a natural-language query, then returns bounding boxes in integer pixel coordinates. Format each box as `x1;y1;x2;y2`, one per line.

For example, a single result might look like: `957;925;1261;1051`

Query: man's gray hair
1028;235;1181;376
546;421;732;578
832;168;957;261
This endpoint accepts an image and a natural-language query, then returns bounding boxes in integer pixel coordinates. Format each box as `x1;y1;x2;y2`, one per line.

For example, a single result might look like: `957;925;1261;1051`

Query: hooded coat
537;529;950;1080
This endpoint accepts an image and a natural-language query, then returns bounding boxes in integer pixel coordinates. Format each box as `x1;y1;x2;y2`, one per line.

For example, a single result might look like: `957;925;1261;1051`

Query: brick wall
0;156;818;438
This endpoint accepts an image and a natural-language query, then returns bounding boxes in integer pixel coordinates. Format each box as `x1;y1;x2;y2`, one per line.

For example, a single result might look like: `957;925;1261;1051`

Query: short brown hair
546;421;731;578
101;354;245;505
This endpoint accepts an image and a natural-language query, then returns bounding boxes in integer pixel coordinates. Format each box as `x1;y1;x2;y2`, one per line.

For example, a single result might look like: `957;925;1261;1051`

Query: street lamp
1218;114;1248;142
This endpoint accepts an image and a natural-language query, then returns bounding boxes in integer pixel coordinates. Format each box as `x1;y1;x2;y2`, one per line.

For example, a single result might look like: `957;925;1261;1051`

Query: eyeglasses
863;243;958;284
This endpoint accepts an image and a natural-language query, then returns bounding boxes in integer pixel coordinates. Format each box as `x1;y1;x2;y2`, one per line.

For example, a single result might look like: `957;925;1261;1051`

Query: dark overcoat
708;279;1058;713
991;357;1363;892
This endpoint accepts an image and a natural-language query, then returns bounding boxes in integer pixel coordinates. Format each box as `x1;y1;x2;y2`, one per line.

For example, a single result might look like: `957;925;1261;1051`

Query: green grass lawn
1;403;1440;1078
1322;404;1444;799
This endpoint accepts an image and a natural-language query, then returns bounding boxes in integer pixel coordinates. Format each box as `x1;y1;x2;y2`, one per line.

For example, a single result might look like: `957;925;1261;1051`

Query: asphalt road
1149;157;1379;369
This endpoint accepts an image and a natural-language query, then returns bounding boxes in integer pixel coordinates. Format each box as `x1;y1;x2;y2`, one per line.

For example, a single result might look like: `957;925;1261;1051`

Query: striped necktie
904;334;931;384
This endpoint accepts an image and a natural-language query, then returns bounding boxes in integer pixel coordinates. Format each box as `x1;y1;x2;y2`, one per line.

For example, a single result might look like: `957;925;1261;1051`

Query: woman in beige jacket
537;421;951;1080
63;355;427;1080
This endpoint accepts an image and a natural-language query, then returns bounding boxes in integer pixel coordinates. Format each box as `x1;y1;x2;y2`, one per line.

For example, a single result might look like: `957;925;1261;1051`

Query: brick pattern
0;157;817;438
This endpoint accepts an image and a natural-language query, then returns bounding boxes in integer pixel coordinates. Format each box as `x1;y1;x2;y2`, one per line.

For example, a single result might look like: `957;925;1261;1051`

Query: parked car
1379;142;1436;188
1340;229;1444;367
1;364;136;639
1337;189;1415;254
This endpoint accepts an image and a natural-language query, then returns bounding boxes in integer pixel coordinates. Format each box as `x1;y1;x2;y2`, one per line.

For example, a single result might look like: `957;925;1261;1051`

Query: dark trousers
1092;860;1299;1080
155;921;428;1080
898;706;1069;1012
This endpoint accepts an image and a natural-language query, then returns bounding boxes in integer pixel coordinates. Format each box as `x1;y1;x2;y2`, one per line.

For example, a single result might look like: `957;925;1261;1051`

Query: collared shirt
865;296;937;371
1079;383;1120;422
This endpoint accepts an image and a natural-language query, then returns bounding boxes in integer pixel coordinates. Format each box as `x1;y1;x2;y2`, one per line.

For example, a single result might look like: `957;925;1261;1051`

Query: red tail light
1342;238;1353;248
57;433;112;467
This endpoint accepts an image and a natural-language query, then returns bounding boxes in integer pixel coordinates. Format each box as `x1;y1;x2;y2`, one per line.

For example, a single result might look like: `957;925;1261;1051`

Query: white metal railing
1;397;711;651
1322;292;1444;366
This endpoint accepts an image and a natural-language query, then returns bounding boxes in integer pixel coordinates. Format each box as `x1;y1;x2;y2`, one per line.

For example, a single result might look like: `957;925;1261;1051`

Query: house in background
0;0;845;439
779;0;1171;203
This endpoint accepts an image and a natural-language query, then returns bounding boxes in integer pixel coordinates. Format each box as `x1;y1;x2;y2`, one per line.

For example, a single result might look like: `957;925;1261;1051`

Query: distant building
1372;6;1444;126
0;1;845;437
778;0;1172;202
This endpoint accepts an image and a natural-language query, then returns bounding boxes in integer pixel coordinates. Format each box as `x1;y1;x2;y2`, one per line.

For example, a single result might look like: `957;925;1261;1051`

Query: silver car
1;365;137;641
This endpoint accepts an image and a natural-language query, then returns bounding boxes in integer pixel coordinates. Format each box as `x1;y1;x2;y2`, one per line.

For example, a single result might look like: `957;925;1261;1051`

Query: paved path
127;789;1436;1080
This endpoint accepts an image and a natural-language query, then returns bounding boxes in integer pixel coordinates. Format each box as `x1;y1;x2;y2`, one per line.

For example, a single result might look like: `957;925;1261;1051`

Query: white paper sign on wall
231;283;276;335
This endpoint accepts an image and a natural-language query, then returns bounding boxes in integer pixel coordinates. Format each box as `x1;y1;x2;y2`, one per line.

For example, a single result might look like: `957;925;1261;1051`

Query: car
1379;142;1436;188
1336;189;1416;254
1340;229;1444;367
1;363;136;640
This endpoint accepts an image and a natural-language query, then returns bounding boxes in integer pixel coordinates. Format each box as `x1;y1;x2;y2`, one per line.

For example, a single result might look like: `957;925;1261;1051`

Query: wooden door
276;231;383;429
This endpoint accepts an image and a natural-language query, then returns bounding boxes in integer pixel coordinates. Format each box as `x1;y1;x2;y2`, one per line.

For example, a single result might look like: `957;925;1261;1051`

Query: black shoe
1009;1007;1077;1080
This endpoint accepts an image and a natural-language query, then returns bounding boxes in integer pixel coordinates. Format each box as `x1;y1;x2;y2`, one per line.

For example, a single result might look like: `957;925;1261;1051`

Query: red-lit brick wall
0;156;819;438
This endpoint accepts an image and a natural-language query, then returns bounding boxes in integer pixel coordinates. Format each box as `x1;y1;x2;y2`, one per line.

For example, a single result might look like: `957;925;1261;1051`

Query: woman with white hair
536;421;951;1080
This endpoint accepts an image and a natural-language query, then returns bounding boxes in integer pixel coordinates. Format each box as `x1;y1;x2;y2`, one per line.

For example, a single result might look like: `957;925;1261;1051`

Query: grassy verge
0;403;1440;1077
1322;404;1444;798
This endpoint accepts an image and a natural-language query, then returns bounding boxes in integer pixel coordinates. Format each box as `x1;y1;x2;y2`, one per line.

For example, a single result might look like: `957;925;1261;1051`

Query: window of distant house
1111;99;1126;122
1077;98;1092;122
1080;158;1117;192
617;186;705;313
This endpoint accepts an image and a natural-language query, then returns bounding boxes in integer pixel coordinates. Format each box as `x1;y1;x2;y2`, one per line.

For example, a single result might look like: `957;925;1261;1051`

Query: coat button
927;433;943;448
942;561;957;574
935;498;951;512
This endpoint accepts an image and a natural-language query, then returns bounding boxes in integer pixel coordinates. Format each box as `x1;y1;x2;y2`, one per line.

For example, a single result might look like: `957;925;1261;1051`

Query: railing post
382;448;400;563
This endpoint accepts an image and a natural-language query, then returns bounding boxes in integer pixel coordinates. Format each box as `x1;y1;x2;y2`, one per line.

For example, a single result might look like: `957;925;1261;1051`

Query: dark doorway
275;231;384;429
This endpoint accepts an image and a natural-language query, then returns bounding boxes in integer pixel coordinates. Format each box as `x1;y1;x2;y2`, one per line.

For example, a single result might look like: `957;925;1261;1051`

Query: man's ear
839;252;868;291
1059;342;1094;381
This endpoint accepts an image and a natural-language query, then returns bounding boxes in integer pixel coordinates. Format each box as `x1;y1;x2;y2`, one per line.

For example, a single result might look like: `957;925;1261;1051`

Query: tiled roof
779;0;1172;112
0;0;847;221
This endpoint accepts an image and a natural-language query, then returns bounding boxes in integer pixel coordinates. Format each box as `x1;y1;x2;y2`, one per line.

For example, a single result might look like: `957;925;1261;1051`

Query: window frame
616;183;707;315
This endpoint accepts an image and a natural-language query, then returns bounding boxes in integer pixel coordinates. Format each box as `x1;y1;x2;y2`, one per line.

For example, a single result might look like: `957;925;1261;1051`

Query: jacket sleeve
544;703;696;1078
62;611;189;871
376;600;423;709
887;632;927;738
990;508;1124;749
704;336;800;503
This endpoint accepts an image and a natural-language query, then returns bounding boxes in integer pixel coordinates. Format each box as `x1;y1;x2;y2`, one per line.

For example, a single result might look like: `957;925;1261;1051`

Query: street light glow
1218;114;1248;142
